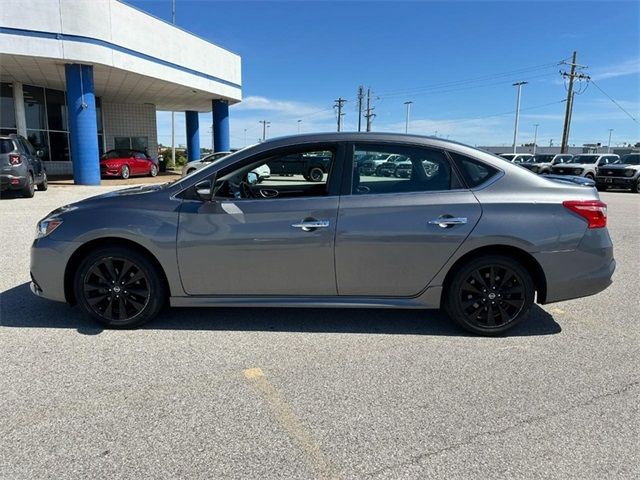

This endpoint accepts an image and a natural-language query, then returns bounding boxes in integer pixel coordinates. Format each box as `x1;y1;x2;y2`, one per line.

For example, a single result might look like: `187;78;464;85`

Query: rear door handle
291;220;330;232
428;216;468;228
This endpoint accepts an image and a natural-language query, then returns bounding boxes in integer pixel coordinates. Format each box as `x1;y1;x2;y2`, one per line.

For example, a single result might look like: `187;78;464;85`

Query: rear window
449;152;500;188
0;139;15;154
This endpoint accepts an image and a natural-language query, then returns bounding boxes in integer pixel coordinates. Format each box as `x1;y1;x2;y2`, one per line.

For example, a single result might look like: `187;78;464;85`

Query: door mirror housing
195;180;213;201
246;171;259;185
36;150;44;158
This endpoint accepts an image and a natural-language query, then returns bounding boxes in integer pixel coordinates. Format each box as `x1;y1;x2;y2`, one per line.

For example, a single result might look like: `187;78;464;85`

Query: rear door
334;143;482;296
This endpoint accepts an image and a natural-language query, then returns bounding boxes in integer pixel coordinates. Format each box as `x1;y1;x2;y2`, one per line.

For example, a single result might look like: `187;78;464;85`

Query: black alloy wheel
445;255;534;335
75;247;166;327
37;172;48;191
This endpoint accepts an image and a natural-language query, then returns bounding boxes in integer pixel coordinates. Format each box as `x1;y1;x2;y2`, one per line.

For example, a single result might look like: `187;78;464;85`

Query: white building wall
102;102;158;157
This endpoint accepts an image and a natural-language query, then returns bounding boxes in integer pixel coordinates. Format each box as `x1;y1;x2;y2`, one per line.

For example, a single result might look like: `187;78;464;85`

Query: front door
335;143;482;296
176;145;343;296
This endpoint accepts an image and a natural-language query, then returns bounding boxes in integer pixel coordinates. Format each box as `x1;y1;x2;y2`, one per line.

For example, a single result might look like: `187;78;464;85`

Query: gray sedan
30;133;615;335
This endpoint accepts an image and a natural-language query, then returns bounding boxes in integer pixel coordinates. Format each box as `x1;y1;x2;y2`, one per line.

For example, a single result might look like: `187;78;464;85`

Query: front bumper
30;238;79;303
596;176;636;188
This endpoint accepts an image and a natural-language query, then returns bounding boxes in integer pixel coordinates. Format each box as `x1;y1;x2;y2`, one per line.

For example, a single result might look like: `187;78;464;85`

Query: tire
444;255;535;336
21;172;35;198
74;246;166;328
585;173;595;180
37;172;48;191
121;165;130;179
635;178;640;194
375;166;384;177
307;167;324;182
149;164;158;177
596;185;608;192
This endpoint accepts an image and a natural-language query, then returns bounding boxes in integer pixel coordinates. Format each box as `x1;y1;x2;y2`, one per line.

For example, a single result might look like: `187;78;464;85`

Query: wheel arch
64;237;170;305
441;245;548;305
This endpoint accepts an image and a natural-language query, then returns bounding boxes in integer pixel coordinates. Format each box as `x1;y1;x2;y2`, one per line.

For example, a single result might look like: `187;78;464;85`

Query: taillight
9;154;21;165
563;200;607;229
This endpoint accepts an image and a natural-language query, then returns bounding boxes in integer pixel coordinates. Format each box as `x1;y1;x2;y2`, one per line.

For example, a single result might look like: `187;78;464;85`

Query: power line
589;79;640;125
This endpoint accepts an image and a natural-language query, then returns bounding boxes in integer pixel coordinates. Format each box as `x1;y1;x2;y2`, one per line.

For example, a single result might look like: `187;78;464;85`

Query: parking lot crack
367;380;639;478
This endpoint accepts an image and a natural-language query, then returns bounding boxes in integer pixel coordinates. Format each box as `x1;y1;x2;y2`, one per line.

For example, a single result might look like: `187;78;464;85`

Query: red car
100;149;158;179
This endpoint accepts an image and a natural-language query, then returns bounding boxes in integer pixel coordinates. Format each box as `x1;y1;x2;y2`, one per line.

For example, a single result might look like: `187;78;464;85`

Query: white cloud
591;57;640;81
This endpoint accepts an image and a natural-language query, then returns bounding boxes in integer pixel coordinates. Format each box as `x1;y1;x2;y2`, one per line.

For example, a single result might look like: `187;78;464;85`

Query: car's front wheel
149;164;158;177
444;255;535;335
121;165;130;179
307;167;324;182
74;246;166;328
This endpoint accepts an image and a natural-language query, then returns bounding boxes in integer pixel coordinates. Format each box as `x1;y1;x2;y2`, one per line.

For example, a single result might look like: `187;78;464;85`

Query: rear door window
0;139;15;154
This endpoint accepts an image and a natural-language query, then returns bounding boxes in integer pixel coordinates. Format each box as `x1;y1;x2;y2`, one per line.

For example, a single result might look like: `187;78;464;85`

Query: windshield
201;152;230;163
620;154;640;165
567;155;598;164
500;154;516;160
167;148;248;188
532;154;555;163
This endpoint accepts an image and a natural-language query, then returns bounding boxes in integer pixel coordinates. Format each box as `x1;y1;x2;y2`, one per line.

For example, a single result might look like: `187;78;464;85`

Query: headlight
35;218;63;239
625;170;635;177
573;168;583;175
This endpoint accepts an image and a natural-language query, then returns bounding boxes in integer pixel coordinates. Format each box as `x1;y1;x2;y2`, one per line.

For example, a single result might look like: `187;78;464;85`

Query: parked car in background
0;134;48;198
181;151;231;176
596;153;640;193
359;153;397;176
267;150;331;181
499;153;535;163
550;154;620;180
520;154;573;175
375;154;408;176
30;133;615;336
100;149;159;179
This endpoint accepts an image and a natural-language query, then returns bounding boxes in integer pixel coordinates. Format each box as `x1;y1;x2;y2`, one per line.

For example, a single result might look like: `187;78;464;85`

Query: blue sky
129;0;640;149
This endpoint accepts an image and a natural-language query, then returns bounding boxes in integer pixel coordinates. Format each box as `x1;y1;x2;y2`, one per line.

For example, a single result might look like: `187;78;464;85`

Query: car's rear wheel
121;165;130;179
149;164;158;177
21;173;35;198
37;172;48;191
307;167;324;182
74;246;166;328
635;178;640;193
444;255;535;335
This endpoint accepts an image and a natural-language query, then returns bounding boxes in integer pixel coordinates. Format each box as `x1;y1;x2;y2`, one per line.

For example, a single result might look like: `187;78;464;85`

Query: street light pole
512;81;528;154
170;0;176;167
607;129;613;153
532;123;539;156
297;119;301;134
403;101;413;134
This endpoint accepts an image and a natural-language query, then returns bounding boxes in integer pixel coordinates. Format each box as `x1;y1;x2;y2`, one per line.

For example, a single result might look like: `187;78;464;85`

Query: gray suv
596;153;640;193
550;153;620;180
0;134;48;198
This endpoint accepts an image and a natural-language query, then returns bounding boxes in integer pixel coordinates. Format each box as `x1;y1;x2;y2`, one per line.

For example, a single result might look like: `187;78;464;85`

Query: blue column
212;99;229;152
185;110;200;161
65;64;100;185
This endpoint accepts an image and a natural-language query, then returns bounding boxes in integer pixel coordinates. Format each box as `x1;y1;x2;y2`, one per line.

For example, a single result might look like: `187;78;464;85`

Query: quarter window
448;151;499;188
352;145;458;194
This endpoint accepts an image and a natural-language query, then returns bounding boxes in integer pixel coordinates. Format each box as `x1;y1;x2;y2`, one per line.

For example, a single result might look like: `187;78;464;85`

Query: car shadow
1;282;561;337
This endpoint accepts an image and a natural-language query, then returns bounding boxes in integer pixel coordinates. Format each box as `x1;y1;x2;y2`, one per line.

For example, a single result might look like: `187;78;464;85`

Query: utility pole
560;51;590;153
357;85;364;132
512;81;528;154
259;120;270;141
364;88;375;132
170;0;176;167
403;101;413;134
297;119;301;134
243;128;247;147
532;123;539;155
334;97;346;132
607;129;613;153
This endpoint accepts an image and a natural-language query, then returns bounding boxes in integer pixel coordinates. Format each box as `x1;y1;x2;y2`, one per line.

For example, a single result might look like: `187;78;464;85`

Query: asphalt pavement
0;184;638;479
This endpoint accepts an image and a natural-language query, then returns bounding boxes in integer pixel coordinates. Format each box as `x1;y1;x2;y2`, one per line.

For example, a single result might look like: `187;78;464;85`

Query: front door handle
291;219;330;232
428;216;468;228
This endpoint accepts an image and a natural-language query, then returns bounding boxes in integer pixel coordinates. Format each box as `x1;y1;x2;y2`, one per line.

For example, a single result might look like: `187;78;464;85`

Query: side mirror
195;180;212;201
36;150;44;158
246;171;259;185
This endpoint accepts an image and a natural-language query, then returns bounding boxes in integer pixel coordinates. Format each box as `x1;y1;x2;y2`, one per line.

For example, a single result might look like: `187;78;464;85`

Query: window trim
342;141;466;197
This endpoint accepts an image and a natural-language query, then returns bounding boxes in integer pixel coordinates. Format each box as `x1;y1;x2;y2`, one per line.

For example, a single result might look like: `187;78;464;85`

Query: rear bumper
534;228;615;304
0;174;27;190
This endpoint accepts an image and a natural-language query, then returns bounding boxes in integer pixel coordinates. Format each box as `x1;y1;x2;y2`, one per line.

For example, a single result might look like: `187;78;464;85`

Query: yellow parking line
243;368;340;479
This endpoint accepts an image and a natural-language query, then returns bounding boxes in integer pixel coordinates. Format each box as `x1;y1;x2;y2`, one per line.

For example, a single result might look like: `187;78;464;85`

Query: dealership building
0;0;242;184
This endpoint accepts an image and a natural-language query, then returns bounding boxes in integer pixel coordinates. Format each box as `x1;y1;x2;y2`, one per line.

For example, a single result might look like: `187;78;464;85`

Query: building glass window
24;85;47;130
0;83;16;130
26;130;50;161
115;136;148;152
45;88;67;131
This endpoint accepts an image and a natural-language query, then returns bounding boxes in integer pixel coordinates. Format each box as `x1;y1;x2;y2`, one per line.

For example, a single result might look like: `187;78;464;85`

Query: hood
65;184;167;210
601;163;639;170
552;163;593;169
